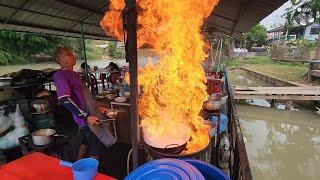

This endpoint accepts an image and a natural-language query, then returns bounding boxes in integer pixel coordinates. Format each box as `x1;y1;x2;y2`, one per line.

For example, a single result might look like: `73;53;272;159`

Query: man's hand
87;116;100;125
98;106;109;114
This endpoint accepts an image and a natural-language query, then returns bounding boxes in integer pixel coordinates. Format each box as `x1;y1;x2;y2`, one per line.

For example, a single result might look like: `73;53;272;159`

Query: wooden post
270;99;277;108
124;0;139;170
285;101;293;110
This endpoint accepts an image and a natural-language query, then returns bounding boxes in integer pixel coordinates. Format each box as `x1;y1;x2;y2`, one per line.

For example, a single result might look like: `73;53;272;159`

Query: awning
0;0;288;39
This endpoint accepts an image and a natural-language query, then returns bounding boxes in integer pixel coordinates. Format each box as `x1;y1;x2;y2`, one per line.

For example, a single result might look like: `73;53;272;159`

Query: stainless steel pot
31;129;56;146
31;129;67;146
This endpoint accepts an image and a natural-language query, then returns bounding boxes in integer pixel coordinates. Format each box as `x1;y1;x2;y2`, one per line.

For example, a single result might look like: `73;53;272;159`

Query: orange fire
101;0;219;154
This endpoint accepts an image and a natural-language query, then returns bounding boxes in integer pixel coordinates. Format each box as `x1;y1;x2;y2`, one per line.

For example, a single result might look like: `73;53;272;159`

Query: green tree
244;24;267;51
78;40;103;60
287;0;320;59
107;41;117;57
0;31;63;57
107;41;125;59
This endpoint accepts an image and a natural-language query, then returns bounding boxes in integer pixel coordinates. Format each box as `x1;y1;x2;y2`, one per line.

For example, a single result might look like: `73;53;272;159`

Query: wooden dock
233;86;320;101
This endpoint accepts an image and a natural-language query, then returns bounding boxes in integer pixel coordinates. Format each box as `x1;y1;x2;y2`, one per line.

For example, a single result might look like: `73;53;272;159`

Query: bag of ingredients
0;105;29;150
0;110;13;135
9;105;27;127
0;126;29;150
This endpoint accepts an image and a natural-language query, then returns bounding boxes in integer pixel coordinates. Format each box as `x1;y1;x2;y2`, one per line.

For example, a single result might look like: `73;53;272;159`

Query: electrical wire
127;148;133;175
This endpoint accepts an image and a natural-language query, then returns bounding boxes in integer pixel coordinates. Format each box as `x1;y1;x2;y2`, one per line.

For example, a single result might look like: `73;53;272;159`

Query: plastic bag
9;105;26;128
0;111;13;134
209;113;229;135
0;126;29;150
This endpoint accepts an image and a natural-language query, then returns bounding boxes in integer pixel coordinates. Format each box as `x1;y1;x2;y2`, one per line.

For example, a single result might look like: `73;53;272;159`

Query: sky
260;1;292;30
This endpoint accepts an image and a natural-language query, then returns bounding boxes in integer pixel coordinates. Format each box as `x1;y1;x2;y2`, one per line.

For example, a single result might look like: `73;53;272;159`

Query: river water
229;70;320;180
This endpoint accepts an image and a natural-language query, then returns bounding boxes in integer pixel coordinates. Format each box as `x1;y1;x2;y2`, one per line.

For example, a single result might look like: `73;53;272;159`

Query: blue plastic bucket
125;158;205;180
182;159;231;180
60;158;99;180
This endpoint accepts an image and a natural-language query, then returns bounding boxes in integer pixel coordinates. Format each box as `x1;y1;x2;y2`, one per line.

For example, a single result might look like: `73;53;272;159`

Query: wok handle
165;144;179;148
59;160;73;167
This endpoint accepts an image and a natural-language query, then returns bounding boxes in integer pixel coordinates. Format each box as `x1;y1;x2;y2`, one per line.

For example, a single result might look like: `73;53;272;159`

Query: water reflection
239;105;320;180
228;70;271;87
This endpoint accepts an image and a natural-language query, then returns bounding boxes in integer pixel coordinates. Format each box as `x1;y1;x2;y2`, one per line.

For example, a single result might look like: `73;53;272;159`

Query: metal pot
31;128;67;146
31;129;56;146
30;100;52;114
202;99;222;111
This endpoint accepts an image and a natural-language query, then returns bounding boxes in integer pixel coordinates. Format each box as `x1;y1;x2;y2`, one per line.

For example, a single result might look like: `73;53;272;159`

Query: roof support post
124;0;139;170
80;22;88;82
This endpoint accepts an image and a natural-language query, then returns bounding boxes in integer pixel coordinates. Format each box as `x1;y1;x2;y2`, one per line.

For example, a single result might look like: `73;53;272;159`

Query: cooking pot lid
124;158;205;180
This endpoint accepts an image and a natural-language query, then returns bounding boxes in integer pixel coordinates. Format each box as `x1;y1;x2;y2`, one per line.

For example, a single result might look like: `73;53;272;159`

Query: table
0;152;117;180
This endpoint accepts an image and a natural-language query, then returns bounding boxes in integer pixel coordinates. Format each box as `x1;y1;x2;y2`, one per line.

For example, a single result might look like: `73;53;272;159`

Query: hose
127;148;133;175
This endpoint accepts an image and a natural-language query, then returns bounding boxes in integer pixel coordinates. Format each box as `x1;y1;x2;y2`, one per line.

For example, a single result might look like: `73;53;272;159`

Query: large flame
101;0;219;154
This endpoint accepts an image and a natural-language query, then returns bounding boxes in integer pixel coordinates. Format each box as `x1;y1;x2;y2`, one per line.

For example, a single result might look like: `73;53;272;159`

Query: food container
31;129;67;146
31;129;56;146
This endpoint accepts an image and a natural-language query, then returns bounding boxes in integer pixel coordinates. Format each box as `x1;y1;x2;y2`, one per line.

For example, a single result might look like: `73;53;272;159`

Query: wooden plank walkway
233;86;320;100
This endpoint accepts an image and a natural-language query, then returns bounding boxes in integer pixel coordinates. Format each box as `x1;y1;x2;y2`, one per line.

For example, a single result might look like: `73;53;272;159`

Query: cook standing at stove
53;47;116;161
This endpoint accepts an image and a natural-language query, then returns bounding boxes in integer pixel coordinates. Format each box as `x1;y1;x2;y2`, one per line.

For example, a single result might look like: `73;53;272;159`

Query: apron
81;82;116;148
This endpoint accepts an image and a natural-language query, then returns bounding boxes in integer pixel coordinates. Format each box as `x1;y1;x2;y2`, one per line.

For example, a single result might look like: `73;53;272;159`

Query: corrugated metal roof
204;0;288;38
0;0;111;40
0;0;288;39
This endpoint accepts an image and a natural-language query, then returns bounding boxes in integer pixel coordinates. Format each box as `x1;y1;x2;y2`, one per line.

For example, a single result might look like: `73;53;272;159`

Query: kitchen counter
0;152;117;180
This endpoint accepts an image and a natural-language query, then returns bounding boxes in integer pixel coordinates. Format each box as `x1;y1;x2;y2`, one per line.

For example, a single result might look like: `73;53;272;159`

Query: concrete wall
234;52;268;58
239;67;304;87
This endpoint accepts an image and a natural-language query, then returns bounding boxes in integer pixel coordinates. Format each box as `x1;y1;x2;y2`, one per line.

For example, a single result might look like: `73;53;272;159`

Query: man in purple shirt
53;47;113;160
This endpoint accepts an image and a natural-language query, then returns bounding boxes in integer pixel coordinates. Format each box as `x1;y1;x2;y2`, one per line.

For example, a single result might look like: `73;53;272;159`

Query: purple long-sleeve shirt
53;69;87;127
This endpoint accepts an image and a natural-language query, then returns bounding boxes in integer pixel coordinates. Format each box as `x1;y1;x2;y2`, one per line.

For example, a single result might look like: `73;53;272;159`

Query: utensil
59;158;99;180
106;109;127;118
97;119;116;122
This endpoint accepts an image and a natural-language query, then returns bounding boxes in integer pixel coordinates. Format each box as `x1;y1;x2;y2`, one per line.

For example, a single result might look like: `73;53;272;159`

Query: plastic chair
87;73;99;95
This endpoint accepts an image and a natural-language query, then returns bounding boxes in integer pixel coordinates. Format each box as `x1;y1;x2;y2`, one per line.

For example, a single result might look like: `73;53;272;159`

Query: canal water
229;69;320;180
